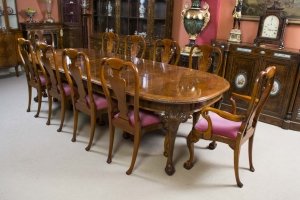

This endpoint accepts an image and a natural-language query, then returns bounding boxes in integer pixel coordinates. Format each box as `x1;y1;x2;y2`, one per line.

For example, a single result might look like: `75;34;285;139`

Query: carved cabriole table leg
161;107;190;176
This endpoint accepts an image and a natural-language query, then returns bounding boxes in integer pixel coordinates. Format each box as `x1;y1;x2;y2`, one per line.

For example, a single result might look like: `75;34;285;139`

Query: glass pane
0;16;5;29
129;18;137;34
154;21;166;38
121;0;128;17
120;18;128;35
154;0;166;19
8;15;17;29
130;0;138;17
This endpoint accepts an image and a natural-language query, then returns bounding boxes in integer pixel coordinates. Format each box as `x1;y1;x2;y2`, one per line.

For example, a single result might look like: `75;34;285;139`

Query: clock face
261;15;279;39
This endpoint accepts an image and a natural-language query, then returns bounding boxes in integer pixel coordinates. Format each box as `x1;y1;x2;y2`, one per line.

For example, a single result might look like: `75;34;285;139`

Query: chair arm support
202;106;245;122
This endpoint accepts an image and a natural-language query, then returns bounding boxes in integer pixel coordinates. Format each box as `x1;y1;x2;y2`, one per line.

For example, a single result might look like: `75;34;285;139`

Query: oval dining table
55;48;230;175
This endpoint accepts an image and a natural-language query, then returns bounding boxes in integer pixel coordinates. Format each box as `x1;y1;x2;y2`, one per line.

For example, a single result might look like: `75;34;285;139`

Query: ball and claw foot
250;166;255;172
34;114;39;118
27;108;30;112
208;141;217;150
183;161;194;170
46;121;50;125
57;127;62;132
107;158;112;164
71;137;76;142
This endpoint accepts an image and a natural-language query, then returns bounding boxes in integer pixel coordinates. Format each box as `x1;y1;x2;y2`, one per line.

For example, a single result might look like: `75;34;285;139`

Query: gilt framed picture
242;0;300;24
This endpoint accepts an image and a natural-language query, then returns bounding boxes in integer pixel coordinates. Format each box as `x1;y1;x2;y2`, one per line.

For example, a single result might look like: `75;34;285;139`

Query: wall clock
254;6;287;49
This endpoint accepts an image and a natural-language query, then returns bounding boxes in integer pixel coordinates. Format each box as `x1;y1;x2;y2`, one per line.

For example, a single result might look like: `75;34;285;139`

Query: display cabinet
90;0;174;58
59;0;83;48
92;0;173;39
212;40;300;131
0;0;22;76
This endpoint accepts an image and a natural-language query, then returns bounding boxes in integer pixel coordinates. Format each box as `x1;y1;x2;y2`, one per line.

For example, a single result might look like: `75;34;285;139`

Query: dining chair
102;32;120;55
153;38;180;65
35;42;72;132
99;57;162;175
17;38;47;118
188;44;223;76
183;66;276;187
62;48;108;151
124;35;146;59
189;44;224;130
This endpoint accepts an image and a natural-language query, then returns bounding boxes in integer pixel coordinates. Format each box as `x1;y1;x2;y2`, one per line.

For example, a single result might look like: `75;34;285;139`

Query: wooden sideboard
212;40;300;131
20;23;63;49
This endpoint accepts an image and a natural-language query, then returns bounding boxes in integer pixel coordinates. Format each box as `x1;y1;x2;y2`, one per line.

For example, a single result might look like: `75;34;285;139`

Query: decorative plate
270;79;280;96
7;6;13;14
234;72;247;89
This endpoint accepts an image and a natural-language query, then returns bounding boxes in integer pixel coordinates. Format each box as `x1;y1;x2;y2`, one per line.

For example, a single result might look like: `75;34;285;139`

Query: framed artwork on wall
242;0;300;24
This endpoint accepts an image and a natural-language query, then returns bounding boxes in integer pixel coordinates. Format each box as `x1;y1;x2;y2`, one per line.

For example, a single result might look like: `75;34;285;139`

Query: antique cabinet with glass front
0;0;22;76
91;0;174;57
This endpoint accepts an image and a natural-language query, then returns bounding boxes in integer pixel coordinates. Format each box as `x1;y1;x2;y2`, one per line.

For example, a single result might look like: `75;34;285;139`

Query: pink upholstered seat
195;112;242;139
85;93;108;110
115;109;161;127
39;75;46;86
62;82;72;96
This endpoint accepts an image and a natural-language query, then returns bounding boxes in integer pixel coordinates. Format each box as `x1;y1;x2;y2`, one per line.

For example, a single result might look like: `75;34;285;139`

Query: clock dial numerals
261;15;279;39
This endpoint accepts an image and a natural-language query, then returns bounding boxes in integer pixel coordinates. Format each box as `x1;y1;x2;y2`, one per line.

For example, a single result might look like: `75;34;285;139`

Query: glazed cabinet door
224;45;260;109
92;0;173;39
0;0;18;30
93;0;117;33
259;50;299;126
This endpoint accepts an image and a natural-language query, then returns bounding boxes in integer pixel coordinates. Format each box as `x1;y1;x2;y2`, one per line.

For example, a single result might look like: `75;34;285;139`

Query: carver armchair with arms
184;66;276;187
153;39;180;65
102;32;120;55
36;42;72;131
99;57;162;175
62;48;108;151
124;35;146;59
188;44;223;76
17;38;47;118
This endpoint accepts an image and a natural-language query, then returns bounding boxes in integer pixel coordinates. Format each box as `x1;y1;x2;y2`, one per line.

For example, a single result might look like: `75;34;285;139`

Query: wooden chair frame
62;48;107;151
17;38;46;118
36;42;71;132
189;44;223;76
102;32;120;55
153;39;180;65
124;35;146;59
184;66;276;187
99;57;162;175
